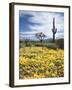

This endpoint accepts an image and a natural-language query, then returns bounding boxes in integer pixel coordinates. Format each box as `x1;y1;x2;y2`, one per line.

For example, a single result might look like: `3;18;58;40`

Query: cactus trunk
53;33;55;42
52;17;57;42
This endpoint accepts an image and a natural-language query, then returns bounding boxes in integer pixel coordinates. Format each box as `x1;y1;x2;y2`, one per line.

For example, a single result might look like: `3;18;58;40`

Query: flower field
19;47;64;79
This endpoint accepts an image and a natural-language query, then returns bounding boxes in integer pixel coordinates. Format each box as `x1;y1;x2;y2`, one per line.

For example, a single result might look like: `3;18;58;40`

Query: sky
19;10;64;40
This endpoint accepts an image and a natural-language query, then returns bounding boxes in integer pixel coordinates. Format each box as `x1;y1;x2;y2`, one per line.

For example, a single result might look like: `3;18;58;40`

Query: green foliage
55;39;64;49
19;38;64;50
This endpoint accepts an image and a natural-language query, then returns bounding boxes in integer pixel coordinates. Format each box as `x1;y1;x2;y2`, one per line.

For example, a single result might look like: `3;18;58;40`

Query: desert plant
55;39;64;49
35;32;46;46
52;17;57;42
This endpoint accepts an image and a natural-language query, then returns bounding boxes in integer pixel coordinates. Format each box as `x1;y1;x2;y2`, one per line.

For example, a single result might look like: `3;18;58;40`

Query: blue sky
19;10;64;40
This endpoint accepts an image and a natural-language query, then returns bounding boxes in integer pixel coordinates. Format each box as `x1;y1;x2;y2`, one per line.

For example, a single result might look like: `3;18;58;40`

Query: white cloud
20;11;64;40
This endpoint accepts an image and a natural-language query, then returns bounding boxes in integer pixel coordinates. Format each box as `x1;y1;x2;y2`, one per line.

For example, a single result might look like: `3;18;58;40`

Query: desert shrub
35;43;42;47
55;39;64;49
46;44;58;50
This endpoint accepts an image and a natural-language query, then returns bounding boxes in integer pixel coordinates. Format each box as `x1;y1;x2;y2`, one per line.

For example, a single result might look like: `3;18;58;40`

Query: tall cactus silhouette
52;17;57;42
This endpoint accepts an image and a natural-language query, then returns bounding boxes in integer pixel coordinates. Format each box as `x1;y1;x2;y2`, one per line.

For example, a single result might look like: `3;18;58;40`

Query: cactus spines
52;17;57;42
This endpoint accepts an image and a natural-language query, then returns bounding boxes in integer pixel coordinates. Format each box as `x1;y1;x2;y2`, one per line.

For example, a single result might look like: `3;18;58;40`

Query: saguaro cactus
52;17;57;42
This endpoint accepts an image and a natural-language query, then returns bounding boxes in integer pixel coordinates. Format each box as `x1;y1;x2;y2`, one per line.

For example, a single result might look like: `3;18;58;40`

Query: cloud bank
19;10;64;40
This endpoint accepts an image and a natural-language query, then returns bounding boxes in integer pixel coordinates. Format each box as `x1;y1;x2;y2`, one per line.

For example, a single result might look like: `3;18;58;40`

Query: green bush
55;39;64;49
